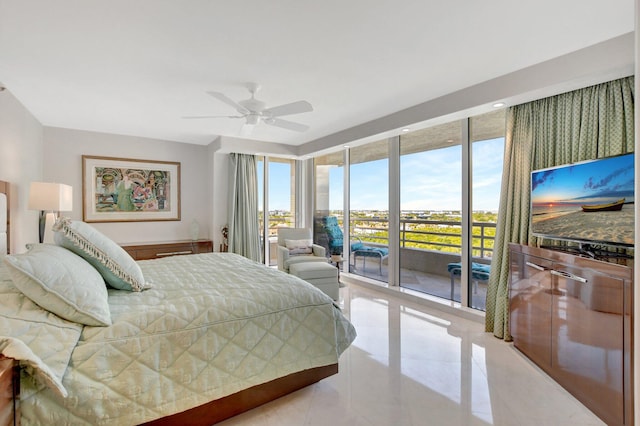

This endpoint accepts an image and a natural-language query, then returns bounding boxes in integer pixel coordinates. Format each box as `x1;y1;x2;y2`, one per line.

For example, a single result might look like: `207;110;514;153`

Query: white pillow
53;218;151;292
4;244;111;326
285;238;313;256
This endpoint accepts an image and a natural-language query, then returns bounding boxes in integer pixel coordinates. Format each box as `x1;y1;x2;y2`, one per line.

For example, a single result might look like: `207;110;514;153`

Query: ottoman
289;261;339;300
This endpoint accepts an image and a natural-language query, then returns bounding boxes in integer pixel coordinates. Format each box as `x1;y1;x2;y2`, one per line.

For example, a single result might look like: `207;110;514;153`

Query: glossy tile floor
219;283;604;426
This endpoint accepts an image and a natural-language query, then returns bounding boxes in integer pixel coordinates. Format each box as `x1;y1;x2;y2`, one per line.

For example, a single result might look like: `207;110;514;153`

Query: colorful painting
83;156;181;222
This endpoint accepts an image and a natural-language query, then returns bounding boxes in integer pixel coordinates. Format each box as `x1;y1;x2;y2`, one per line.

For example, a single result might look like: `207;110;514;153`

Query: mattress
0;252;356;425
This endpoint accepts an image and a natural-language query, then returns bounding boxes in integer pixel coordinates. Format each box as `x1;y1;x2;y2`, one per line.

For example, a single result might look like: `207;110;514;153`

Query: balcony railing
348;217;496;258
262;214;497;259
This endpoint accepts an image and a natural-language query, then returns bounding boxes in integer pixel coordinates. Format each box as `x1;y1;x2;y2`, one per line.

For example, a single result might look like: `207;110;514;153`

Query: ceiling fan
183;83;313;133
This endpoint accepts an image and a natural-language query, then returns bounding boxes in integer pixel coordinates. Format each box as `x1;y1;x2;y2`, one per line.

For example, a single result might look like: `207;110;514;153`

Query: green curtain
485;76;635;339
228;153;262;262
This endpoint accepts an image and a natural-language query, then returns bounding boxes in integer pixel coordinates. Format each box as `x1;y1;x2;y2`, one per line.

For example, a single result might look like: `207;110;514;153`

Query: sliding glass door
349;140;389;282
257;157;296;266
399;121;463;300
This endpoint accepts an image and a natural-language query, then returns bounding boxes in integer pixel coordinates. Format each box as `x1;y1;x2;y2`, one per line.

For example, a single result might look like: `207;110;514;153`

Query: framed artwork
82;155;181;223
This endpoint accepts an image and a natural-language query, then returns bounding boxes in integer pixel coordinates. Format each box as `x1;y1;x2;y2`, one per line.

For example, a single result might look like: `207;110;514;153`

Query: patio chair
321;216;344;256
321;215;389;275
447;262;490;299
351;239;389;275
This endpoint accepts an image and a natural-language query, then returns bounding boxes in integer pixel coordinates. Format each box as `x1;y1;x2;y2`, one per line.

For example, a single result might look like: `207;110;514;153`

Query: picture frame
82;155;181;223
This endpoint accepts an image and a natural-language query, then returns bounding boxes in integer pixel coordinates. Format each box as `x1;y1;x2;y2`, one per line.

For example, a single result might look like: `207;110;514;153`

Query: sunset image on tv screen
531;153;634;246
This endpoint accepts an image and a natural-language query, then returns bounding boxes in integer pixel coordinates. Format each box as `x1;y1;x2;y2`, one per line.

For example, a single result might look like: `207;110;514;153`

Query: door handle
525;261;546;271
550;269;588;283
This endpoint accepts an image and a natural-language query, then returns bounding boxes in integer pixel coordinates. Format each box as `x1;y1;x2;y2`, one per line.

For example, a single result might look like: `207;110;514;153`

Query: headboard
0;181;9;255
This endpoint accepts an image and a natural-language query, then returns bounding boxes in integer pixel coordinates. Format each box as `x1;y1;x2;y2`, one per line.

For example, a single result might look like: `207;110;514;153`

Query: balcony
346;217;495;311
266;214;494;310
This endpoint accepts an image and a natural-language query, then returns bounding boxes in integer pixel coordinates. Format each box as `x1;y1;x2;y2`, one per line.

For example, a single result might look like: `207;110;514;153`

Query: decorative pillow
285;238;313;256
3;244;111;326
53;218;151;292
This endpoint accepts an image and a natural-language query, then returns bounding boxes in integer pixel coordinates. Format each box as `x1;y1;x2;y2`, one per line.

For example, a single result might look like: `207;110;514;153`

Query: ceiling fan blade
206;91;250;114
182;114;244;119
266;118;310;132
262;100;313;117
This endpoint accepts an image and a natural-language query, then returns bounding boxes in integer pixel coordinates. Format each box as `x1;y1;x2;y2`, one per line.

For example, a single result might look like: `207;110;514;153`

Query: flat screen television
530;152;634;248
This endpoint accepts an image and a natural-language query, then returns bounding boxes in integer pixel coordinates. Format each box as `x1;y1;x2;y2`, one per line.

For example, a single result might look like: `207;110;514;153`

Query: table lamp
28;182;73;243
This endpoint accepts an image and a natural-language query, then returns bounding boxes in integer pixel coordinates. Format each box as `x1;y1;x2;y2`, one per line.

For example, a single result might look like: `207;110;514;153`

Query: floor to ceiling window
399;121;463;300
257;157;296;266
349;140;389;282
257;158;265;260
469;110;505;309
316;109;505;310
314;152;345;259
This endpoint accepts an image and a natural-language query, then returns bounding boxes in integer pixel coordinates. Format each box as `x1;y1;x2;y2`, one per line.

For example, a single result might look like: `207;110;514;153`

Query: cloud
531;170;554;191
583;164;633;190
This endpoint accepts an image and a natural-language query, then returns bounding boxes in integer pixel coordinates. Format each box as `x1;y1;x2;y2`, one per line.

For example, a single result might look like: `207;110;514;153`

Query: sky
257;161;292;211
259;137;505;212
337;137;505;211
531;153;634;206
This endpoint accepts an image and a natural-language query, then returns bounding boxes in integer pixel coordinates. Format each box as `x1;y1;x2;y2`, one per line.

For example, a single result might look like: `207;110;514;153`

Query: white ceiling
0;0;634;150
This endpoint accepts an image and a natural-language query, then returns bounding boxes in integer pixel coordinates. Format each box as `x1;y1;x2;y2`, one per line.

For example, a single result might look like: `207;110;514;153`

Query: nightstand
121;240;213;260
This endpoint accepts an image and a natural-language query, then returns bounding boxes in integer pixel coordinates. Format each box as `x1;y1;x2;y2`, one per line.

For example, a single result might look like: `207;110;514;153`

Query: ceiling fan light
246;114;260;125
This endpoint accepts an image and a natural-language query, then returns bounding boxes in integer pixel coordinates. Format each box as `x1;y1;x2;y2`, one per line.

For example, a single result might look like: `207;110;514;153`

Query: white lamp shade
28;182;73;211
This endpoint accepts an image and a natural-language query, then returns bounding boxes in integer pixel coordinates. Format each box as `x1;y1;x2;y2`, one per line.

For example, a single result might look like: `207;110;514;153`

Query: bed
0;181;356;425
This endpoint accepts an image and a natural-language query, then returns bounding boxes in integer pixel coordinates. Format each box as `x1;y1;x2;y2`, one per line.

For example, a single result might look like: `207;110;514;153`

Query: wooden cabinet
509;244;633;426
121;240;213;260
0;356;19;426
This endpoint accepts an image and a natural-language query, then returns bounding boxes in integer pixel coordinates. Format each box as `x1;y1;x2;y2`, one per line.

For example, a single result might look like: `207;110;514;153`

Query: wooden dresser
509;243;633;426
121;240;213;260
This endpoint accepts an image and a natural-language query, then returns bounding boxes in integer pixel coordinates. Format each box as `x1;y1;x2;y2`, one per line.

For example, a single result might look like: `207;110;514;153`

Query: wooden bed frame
0;180;339;425
0;357;18;426
142;364;338;425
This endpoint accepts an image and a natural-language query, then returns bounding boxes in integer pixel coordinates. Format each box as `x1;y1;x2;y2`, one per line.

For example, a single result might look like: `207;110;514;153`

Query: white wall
0;89;44;253
0;94;218;251
42;127;212;244
210;142;229;252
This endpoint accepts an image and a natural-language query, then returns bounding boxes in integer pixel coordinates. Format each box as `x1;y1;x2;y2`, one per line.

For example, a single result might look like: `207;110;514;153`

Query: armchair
276;228;327;272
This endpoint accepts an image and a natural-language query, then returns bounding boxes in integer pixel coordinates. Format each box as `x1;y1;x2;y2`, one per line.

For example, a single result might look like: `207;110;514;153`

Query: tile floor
219;283;604;426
